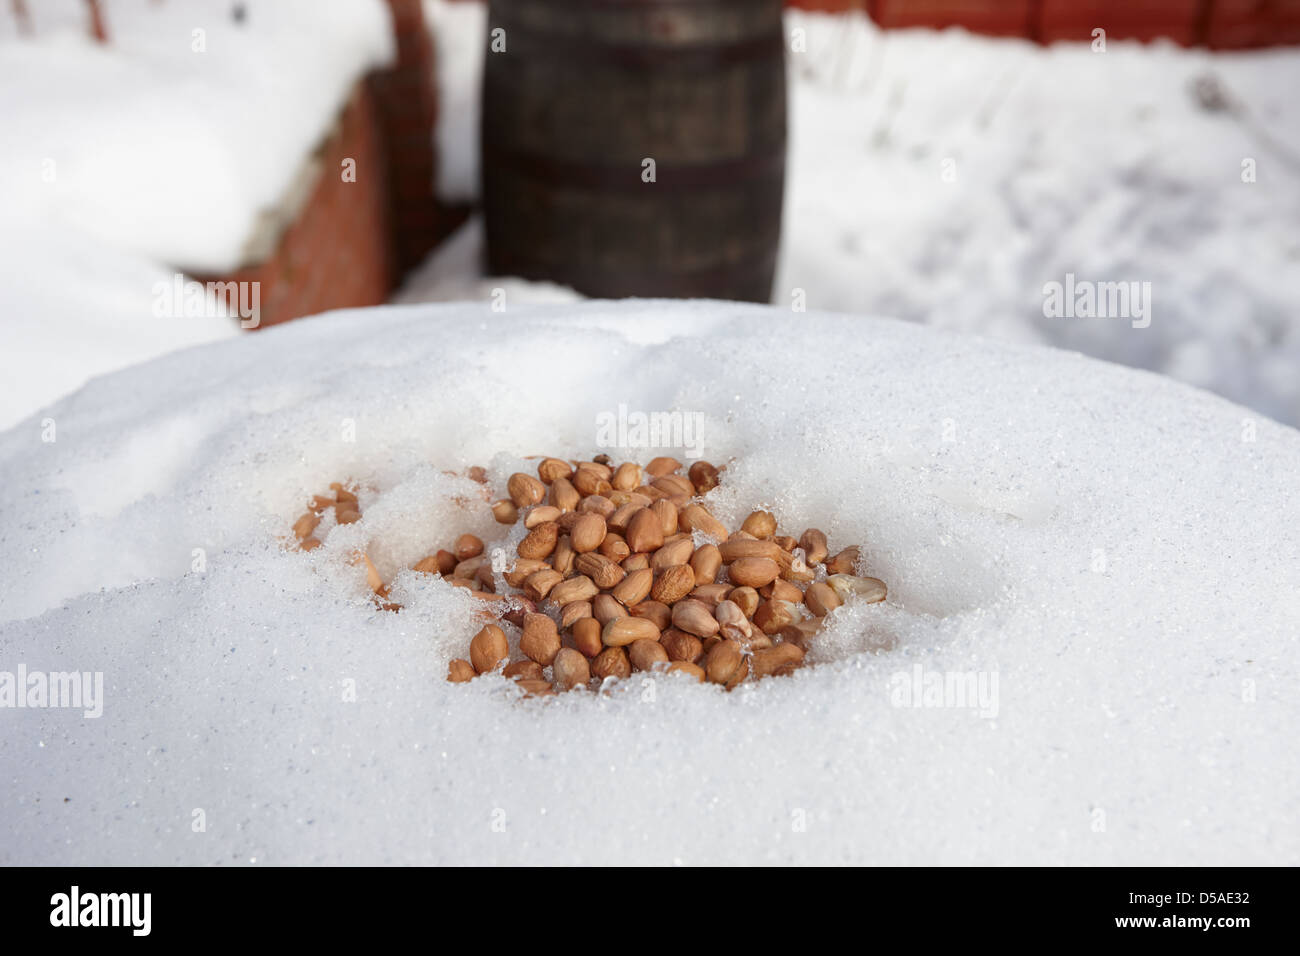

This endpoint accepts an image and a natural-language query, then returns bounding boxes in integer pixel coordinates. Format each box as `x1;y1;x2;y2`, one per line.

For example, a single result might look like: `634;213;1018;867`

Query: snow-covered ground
1;300;1297;865
0;0;393;429
420;4;1300;426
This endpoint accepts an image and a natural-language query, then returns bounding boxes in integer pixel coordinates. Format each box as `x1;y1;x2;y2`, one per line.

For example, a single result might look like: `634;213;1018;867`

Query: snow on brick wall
195;84;396;330
201;0;464;328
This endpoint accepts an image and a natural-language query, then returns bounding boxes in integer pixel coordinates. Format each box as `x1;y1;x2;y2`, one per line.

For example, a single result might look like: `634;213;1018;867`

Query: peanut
548;575;599;607
628;638;669;672
800;528;829;565
666;661;706;681
577;494;615;518
650;536;695;571
625;508;665;554
553;647;591;689
560;600;592;629
508;472;546;508
704;639;744;685
805;581;843;617
645;456;682;477
651;498;679;536
504;659;544;681
548;476;581;512
687;460;720;493
572;617;603;658
537;457;572;483
672;598;720;638
520;612;561;666
599;532;630;562
592;593;627;625
523;568;562;602
575;552;625;589
741;511;777;539
622;552;650;573
751;643;804;679
754;599;800;635
826;546;860;575
690;544;722;584
469;624;509;674
412;555;442;575
718;538;783;564
827;574;887;604
570;513;607;553
518;522;559;559
447;659;475;683
728;556;781;588
505;557;549;588
651;564;696;604
293;512;320;539
602;616;661;647
714;600;753;642
611;568;653;607
629;599;672;632
591;646;631;681
679;503;728;541
524;505;562;529
728;586;760;618
661;629;704;663
611;462;642;491
454;533;484;560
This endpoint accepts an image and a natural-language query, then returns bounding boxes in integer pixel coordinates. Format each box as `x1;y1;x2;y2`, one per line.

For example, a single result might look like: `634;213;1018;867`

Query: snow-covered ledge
1;300;1295;865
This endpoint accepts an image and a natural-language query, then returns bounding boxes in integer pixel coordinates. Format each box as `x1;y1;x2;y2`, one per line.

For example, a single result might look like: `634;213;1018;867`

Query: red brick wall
1205;0;1300;47
1038;0;1205;44
872;0;1036;37
785;0;1299;47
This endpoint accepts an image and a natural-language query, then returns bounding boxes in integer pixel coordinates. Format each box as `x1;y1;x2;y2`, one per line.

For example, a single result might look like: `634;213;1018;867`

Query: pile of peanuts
432;454;887;697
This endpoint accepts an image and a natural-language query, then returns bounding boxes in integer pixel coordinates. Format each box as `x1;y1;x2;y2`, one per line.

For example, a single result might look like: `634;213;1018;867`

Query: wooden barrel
481;0;786;302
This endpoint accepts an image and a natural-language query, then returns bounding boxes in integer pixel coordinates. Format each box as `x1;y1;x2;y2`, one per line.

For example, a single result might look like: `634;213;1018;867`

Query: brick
786;0;865;10
1206;0;1300;48
872;0;1035;37
1038;0;1203;45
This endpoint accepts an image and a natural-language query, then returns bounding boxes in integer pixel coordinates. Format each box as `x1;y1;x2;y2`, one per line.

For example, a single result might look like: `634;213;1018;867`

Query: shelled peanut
434;454;886;696
291;482;362;551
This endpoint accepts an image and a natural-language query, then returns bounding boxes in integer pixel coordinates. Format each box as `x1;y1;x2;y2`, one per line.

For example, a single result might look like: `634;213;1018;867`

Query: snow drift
0;300;1296;865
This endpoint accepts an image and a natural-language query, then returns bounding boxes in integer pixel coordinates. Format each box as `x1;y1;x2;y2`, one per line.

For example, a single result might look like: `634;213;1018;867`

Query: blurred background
1;0;1298;428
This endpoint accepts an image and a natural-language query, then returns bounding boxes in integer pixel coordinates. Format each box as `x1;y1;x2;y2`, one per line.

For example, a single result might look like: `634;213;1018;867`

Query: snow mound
1;300;1297;865
0;0;394;429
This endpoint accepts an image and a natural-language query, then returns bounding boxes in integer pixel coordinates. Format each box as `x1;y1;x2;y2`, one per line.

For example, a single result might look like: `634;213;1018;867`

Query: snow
2;299;1297;865
417;8;1300;427
426;0;485;203
391;215;581;304
0;0;394;430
